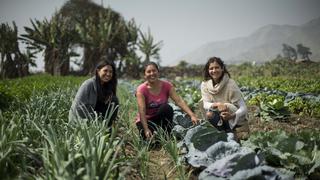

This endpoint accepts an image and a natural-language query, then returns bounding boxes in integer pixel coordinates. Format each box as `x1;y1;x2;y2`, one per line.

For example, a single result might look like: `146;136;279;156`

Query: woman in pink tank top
136;62;198;140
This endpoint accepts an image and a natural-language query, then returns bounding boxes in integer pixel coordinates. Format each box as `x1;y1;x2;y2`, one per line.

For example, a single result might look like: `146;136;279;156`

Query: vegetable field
1;63;320;179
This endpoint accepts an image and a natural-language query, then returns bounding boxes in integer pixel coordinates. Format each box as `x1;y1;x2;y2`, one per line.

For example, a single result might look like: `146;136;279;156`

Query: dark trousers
136;103;174;140
95;95;119;127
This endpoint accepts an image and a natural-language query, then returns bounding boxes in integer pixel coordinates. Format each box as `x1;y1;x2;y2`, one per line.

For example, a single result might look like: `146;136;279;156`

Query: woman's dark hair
143;61;159;73
203;57;230;83
95;57;117;96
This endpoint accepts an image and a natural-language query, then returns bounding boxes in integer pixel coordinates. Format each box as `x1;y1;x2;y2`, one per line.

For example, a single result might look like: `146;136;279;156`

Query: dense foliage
0;74;86;110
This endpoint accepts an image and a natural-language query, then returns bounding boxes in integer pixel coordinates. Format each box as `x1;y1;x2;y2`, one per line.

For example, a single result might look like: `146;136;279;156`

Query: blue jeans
207;108;232;133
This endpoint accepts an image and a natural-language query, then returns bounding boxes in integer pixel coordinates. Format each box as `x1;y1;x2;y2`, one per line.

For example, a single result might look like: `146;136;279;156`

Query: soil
247;106;320;134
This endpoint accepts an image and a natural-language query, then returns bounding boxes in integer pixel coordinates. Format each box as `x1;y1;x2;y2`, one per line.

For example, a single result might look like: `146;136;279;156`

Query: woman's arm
233;98;247;123
73;80;95;118
169;87;198;124
223;81;248;128
136;91;152;139
201;82;214;110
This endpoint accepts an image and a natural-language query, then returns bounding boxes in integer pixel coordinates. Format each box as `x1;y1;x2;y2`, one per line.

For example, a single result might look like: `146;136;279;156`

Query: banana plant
138;28;163;64
77;8;138;75
21;13;78;76
0;22;34;78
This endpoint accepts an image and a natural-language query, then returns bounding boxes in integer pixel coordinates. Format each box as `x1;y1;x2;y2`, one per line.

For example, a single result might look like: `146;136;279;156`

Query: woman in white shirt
201;57;249;140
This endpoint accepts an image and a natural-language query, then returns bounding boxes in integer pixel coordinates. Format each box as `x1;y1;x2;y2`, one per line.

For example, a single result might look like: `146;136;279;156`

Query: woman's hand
169;87;199;125
144;128;153;139
190;114;199;125
220;111;235;121
212;102;227;112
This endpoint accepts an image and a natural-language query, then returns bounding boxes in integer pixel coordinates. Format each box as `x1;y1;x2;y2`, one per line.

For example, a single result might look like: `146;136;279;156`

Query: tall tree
177;60;188;69
282;43;297;60
58;0;138;75
296;43;312;61
0;22;35;79
76;9;138;75
58;0;104;74
21;14;78;75
122;49;141;78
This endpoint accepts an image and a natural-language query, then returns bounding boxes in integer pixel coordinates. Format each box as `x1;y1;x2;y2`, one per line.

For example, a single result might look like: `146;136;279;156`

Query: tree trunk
3;53;17;78
44;48;54;75
0;53;4;79
82;46;100;75
56;49;70;76
60;58;70;76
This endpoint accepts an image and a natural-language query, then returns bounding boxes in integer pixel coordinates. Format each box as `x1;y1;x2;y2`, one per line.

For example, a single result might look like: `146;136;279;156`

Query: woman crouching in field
135;62;199;140
201;57;249;140
69;57;119;127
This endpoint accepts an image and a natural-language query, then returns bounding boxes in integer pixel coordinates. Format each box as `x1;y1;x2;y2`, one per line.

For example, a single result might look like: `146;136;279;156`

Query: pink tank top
135;80;173;123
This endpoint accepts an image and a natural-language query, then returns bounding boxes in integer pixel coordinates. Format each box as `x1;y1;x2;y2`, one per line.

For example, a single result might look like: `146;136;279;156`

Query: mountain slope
180;17;320;64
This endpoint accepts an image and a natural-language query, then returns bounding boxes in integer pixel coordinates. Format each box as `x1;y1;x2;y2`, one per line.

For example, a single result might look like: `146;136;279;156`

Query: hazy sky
1;0;320;68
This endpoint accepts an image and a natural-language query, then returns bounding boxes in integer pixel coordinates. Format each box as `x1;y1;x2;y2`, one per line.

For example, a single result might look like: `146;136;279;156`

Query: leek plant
157;128;190;179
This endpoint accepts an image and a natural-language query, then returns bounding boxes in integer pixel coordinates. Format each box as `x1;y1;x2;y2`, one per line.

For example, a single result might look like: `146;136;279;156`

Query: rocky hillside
180;17;320;64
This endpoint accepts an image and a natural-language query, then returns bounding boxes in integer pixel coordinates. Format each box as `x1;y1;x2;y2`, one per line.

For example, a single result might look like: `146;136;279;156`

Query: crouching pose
69;57;119;127
201;57;249;140
136;62;198;140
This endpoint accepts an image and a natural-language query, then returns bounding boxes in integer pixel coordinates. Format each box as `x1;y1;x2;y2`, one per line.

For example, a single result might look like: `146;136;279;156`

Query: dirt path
148;148;177;180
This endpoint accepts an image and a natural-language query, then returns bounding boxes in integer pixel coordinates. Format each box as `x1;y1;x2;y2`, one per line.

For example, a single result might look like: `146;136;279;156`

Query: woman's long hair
203;57;230;83
95;57;118;100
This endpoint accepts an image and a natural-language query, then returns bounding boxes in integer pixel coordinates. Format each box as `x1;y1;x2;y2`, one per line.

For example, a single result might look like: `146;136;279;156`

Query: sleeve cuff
229;111;240;129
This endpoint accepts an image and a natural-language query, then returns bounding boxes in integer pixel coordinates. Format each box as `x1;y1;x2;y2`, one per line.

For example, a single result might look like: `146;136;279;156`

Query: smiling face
208;61;223;83
144;64;159;83
97;65;113;84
